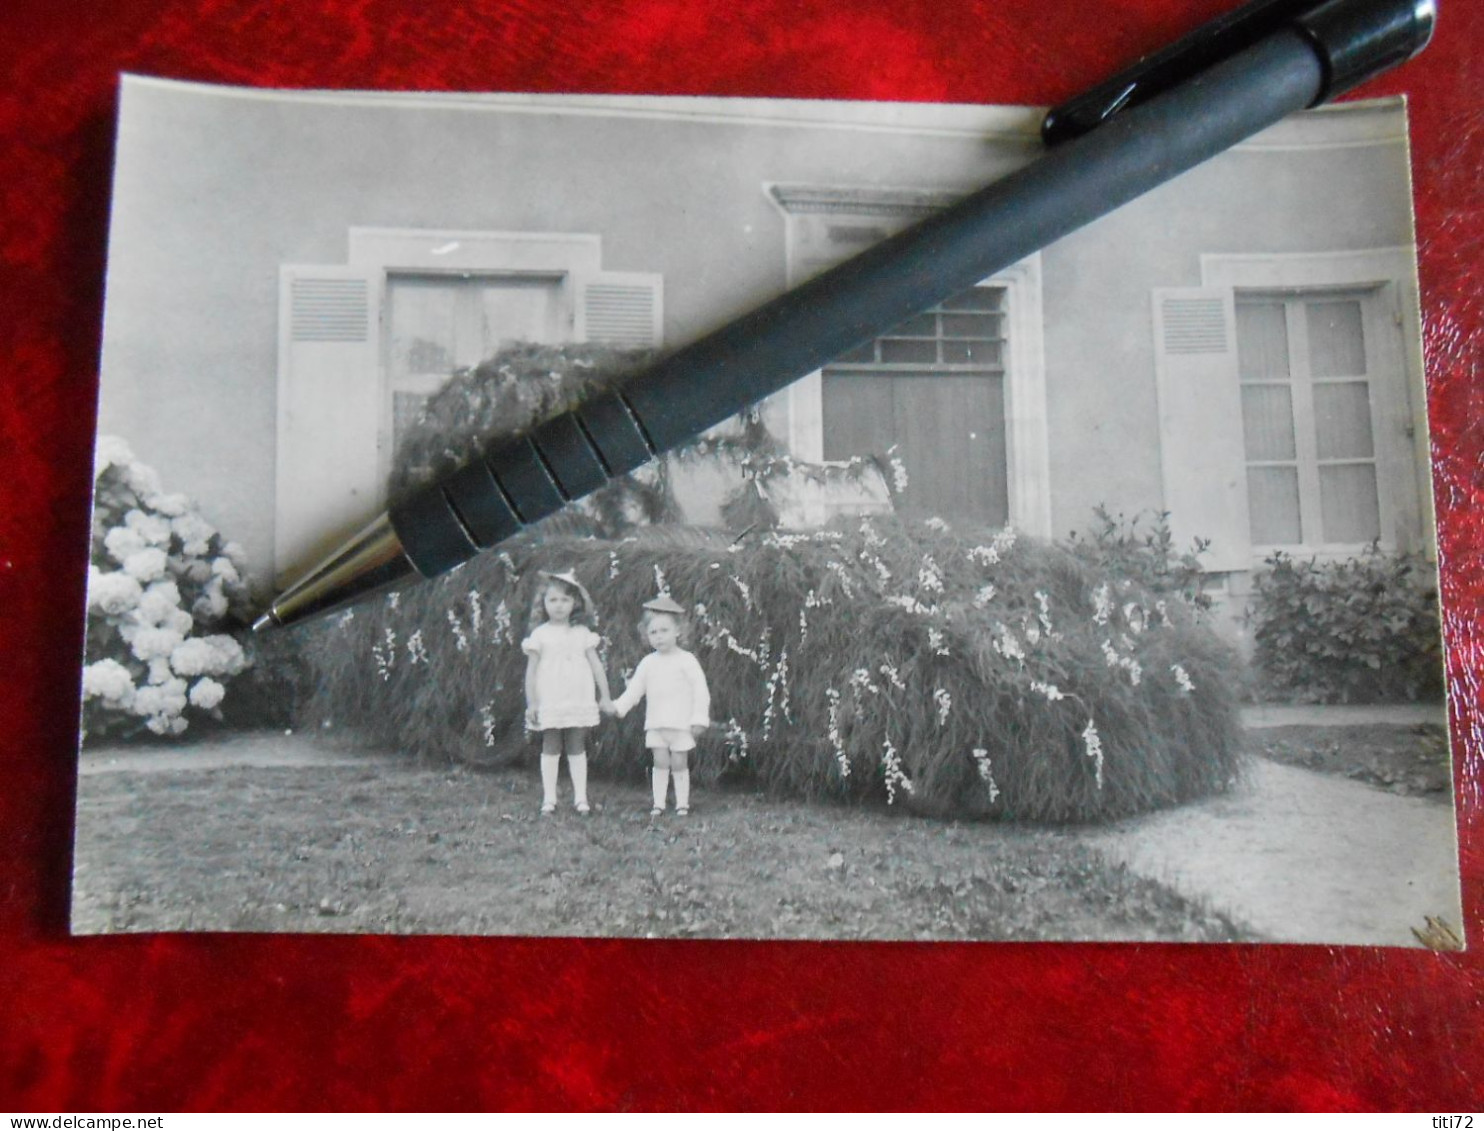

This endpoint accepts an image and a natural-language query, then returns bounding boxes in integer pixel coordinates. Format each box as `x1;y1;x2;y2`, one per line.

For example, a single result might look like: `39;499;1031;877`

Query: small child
603;594;711;816
522;569;613;814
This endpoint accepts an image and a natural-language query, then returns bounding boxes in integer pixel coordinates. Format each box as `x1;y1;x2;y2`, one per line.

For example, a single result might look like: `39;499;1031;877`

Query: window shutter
575;272;663;348
1151;287;1252;572
276;265;383;583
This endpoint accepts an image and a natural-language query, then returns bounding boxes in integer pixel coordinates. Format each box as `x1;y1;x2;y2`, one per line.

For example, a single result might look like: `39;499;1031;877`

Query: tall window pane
1306;300;1366;377
1237;302;1290;381
1313;381;1375;460
1248;467;1302;544
1241;385;1297;461
1320;464;1381;542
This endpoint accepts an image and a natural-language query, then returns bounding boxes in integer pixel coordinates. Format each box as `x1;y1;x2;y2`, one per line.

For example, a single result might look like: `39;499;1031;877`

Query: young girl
522;569;613;814
602;594;711;816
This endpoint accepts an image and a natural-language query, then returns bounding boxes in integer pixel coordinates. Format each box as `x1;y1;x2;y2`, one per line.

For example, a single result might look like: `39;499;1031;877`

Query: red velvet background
2;0;1481;1112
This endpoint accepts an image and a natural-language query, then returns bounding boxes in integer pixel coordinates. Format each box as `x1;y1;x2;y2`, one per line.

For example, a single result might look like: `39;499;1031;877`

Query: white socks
652;766;671;810
542;752;590;809
569;754;588;808
650;767;689;811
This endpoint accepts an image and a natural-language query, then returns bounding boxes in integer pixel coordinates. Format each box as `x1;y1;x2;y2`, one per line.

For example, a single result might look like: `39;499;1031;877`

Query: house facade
98;80;1432;640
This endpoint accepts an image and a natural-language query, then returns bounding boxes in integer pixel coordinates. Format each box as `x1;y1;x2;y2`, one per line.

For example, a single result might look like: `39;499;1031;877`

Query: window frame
1200;247;1429;564
1236;286;1388;555
764;184;1051;536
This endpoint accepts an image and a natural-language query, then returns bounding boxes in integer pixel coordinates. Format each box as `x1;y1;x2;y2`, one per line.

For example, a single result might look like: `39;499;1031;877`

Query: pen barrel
623;27;1327;448
1294;0;1436;101
393;27;1328;580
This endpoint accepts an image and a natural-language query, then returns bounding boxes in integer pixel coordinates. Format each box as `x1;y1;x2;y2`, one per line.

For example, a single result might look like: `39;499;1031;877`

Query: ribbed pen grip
389;392;656;578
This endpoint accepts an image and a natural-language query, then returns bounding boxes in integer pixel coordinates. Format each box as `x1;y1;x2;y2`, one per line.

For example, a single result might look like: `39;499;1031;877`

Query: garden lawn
72;755;1252;942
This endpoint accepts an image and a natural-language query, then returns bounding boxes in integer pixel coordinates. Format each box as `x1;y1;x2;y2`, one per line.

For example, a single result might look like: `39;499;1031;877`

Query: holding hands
598;697;617;718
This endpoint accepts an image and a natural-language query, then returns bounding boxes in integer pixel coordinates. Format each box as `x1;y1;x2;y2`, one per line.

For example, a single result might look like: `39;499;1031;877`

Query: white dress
521;622;602;729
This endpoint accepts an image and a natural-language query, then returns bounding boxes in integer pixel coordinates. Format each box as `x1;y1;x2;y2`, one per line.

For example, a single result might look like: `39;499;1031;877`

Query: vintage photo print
73;76;1462;946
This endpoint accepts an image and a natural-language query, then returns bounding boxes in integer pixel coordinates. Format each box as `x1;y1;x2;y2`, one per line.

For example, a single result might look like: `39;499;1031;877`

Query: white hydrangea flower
124;509;173;546
150;492;190;518
104;526;147;564
169;637;217;676
133;678;188;721
93;436;133;481
123;460;162;498
188;678;225;710
171;513;216;549
87;569;143;616
210;556;241;586
81;659;136;706
122;547;168;583
136;581;183;626
129;625;184;663
192;586;229;622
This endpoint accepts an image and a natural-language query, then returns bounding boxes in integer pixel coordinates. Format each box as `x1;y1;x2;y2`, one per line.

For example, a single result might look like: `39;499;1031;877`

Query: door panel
823;371;1007;525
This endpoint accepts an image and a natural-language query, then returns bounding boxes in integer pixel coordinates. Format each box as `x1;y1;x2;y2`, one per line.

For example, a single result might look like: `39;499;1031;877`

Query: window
1236;292;1381;547
822;285;1009;524
384;272;562;479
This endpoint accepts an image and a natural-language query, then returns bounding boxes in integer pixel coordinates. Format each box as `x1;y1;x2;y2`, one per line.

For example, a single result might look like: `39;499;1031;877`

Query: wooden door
822;370;1008;525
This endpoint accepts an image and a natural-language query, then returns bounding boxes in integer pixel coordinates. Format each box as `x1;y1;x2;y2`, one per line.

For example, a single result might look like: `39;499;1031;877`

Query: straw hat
537;568;595;614
641;593;686;615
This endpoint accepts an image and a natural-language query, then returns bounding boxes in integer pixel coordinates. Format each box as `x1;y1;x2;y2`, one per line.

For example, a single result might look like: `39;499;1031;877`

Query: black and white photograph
73;75;1462;946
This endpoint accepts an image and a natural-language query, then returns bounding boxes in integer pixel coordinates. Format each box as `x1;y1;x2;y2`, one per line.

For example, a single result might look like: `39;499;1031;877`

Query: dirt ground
72;749;1246;943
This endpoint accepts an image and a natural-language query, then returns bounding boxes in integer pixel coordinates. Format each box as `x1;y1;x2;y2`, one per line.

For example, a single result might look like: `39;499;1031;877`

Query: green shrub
299;515;1244;823
83;437;255;738
1249;547;1443;704
1066;505;1211;610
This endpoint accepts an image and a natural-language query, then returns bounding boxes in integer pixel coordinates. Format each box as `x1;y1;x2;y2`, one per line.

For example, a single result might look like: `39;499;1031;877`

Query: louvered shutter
575;272;663;348
275;265;383;582
1151;287;1252;572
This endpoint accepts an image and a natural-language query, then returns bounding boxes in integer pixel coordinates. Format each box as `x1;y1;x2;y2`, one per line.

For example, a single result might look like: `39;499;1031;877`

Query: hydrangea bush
83;437;253;738
301;516;1244;823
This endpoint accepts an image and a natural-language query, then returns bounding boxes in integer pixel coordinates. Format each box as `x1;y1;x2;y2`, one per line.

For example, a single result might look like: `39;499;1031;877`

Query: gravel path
1089;757;1463;947
79;732;399;774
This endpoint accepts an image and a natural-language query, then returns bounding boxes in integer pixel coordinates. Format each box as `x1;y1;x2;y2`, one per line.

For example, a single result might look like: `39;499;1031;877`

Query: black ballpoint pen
251;0;1435;632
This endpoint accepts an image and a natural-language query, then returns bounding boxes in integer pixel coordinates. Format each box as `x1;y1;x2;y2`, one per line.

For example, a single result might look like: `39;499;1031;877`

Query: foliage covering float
83;437;252;738
302;517;1244;823
1250;547;1444;704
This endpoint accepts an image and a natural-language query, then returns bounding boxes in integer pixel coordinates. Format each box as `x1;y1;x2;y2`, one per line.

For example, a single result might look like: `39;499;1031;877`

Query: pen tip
251;612;278;634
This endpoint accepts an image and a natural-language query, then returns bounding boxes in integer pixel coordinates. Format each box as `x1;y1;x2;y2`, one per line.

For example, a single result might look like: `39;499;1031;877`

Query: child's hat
538;568;595;612
642;593;686;615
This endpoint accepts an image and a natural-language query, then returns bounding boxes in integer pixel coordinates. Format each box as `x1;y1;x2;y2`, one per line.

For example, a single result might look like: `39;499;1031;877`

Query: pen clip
1041;0;1436;146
